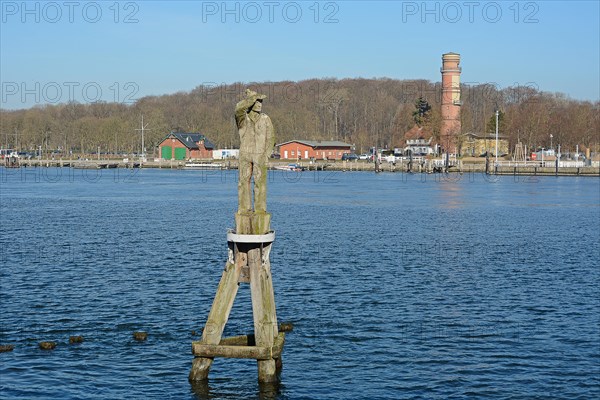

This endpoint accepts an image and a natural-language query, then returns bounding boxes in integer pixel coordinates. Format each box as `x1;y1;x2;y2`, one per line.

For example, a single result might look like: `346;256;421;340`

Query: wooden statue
190;89;284;384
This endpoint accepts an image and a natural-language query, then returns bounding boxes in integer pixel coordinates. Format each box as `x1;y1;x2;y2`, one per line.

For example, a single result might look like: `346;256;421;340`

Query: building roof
277;140;352;148
462;132;508;140
404;125;433;141
161;132;215;150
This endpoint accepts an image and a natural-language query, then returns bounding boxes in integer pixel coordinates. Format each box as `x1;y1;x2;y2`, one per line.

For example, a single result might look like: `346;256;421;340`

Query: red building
278;140;352;160
158;132;214;160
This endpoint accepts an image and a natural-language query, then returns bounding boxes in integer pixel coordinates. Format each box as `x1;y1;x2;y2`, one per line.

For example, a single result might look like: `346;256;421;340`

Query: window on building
291;151;295;156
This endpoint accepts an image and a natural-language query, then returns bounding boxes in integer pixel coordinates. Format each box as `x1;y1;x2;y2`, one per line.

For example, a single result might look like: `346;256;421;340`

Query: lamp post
495;110;499;167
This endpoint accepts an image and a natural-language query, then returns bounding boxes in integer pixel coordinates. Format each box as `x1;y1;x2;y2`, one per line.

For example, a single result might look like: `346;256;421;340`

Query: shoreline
5;158;600;177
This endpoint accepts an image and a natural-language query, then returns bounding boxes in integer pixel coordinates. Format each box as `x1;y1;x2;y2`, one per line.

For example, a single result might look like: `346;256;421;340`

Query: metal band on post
227;230;275;244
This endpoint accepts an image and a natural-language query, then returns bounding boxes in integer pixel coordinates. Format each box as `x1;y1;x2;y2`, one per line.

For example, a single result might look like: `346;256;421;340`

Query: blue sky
1;1;599;109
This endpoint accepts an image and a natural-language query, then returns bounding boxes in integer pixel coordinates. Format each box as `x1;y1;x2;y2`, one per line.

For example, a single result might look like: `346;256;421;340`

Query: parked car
270;152;281;159
359;154;369;160
341;153;359;161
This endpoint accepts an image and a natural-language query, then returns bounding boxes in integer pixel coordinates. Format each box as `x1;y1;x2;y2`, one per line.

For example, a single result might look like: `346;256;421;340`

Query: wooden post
249;243;279;382
189;260;242;381
190;226;284;383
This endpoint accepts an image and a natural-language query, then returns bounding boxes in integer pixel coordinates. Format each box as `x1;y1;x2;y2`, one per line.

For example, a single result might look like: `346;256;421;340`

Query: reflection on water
188;377;282;400
0;169;599;399
438;179;465;209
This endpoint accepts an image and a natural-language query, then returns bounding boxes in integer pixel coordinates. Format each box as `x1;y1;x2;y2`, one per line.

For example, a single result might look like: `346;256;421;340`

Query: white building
402;126;437;156
404;138;436;156
212;149;239;160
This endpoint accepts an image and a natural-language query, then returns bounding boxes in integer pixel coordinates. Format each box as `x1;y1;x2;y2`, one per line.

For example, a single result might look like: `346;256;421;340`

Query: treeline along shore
1;78;598;156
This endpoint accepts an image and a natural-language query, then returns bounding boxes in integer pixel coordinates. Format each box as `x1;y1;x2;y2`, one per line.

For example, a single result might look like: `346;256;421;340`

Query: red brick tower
441;52;461;153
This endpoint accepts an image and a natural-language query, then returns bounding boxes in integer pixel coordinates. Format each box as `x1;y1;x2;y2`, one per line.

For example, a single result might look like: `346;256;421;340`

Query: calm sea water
1;167;599;399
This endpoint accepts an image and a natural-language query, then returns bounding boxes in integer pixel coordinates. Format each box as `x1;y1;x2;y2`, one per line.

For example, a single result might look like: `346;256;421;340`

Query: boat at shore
99;163;119;169
184;162;223;170
274;163;306;172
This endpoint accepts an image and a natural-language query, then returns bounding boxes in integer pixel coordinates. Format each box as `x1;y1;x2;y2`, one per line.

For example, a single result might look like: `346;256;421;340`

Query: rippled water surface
1;168;599;399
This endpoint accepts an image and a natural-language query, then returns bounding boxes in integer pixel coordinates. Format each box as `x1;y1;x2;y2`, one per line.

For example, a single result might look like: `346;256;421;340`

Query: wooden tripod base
189;231;282;383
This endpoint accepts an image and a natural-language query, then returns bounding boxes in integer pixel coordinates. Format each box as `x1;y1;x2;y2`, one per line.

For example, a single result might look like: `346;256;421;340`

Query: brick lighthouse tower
441;52;461;153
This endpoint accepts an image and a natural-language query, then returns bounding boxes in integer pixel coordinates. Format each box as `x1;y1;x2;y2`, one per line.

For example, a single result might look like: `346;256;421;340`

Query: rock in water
279;322;294;332
69;335;84;344
0;345;15;352
39;341;56;350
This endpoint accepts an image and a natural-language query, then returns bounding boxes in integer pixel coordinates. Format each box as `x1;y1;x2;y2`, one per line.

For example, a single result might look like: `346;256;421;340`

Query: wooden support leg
275;355;283;374
189;258;243;381
249;244;279;383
